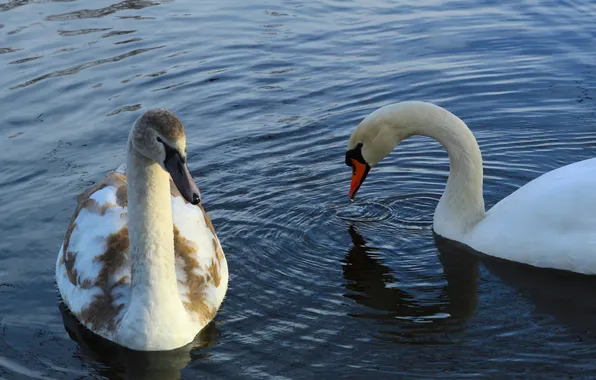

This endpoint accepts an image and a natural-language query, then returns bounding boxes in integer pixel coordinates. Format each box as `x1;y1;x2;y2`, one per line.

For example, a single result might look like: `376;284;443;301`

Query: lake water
2;0;596;378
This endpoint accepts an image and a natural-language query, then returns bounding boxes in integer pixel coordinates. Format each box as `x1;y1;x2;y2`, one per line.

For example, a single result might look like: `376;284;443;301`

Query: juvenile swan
345;101;596;274
56;109;228;351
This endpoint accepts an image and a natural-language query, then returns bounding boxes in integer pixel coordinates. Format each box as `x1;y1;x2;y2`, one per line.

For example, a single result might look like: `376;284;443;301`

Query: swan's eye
345;151;354;167
346;143;366;166
157;136;163;143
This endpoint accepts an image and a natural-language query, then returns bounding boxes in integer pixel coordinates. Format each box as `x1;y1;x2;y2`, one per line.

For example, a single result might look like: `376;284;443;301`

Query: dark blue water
2;0;596;378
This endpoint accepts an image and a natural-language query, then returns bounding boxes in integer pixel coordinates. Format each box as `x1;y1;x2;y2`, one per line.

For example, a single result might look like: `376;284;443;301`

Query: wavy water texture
1;0;596;378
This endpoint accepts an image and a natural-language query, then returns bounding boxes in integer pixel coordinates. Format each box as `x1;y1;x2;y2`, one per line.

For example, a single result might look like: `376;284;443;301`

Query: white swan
345;101;596;274
56;109;228;351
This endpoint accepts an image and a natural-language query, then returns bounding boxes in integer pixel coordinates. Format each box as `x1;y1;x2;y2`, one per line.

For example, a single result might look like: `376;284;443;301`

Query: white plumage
346;101;596;274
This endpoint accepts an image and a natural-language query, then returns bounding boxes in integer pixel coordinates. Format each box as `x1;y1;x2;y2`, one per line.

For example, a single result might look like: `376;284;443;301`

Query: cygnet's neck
124;142;185;333
394;102;486;239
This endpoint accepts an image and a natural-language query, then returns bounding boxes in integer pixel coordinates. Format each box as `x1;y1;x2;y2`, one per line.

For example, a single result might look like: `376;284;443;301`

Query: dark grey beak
165;153;201;205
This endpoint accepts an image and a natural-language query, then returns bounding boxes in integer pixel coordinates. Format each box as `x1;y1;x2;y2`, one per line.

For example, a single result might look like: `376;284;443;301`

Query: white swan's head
345;102;418;199
345;101;476;200
130;109;201;205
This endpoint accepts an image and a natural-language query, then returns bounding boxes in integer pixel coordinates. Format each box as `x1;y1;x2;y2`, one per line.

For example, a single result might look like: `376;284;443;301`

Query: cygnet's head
130;109;201;205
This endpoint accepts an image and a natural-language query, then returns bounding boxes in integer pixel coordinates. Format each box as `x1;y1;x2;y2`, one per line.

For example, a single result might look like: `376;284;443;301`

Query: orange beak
349;159;370;200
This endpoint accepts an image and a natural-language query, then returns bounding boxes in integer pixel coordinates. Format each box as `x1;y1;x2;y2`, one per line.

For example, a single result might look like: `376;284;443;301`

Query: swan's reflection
59;302;219;380
434;234;596;338
463;242;596;338
344;224;596;343
342;225;479;344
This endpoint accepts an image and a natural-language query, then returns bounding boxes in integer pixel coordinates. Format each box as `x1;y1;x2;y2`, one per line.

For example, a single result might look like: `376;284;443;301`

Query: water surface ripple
1;0;596;378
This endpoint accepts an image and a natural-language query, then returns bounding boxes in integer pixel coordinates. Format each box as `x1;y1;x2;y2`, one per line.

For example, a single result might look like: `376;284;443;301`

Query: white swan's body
346;101;596;274
468;157;596;273
56;110;228;351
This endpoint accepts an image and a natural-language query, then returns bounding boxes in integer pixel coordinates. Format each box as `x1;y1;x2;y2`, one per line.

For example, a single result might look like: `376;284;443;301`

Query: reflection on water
342;225;479;344
478;250;596;339
59;303;218;380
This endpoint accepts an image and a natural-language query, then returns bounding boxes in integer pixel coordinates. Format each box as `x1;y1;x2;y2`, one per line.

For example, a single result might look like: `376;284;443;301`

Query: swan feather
468;157;596;274
56;164;228;342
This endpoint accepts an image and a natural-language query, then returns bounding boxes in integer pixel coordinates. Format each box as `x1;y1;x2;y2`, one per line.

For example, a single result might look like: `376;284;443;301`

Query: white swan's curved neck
414;105;485;238
125;143;182;322
373;103;485;239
